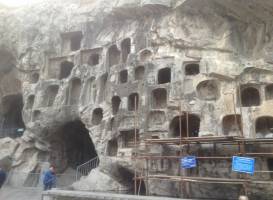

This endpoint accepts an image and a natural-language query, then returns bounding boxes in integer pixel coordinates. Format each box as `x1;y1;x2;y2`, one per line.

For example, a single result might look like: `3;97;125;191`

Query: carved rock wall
0;0;273;199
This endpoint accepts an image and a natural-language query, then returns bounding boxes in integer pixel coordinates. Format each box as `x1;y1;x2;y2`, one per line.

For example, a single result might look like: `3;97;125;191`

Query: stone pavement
0;186;42;200
42;189;199;200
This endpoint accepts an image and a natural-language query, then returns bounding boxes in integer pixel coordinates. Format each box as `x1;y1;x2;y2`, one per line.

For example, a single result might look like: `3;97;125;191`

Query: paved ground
43;189;198;200
0;187;198;200
0;186;42;200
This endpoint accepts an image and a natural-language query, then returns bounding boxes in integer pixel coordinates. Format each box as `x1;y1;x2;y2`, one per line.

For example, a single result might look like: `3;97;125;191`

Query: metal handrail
76;156;99;181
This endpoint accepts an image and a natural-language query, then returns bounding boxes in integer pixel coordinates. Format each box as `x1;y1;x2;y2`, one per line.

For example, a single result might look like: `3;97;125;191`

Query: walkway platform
42;189;197;200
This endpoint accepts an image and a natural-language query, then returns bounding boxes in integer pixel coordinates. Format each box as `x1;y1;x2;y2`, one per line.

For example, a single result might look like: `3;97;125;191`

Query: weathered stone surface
0;0;272;199
72;168;125;192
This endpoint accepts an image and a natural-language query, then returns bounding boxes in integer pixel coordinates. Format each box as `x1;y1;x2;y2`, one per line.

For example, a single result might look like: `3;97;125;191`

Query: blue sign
232;156;255;175
181;156;197;169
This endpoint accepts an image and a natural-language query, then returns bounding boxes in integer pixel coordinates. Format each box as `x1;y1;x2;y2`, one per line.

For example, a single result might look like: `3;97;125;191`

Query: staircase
76;156;99;181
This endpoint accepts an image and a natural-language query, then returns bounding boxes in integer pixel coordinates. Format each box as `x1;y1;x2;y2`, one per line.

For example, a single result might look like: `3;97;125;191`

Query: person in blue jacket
43;166;56;191
0;168;7;189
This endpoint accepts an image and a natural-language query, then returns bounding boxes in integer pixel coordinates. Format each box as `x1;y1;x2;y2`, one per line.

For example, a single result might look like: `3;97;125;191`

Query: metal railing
76;156;99;181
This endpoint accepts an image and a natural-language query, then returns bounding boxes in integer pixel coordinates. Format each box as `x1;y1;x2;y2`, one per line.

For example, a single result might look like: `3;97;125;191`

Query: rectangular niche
222;114;242;136
158;67;171;84
184;62;200;76
47;56;74;79
148;111;166;131
81;47;102;66
152;88;167;109
44;85;59;107
61;31;83;54
120;129;139;148
119;70;128;84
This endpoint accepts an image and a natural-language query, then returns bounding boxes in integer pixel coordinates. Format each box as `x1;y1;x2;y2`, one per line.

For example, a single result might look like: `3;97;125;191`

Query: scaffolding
132;81;273;199
133;128;273;198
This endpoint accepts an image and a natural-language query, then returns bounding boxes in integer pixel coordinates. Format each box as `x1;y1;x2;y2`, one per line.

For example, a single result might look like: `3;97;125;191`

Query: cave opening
119;70;128;84
121;38;131;63
31;73;39;84
32;110;41;121
128;93;139;111
99;73;108;102
240;86;260;107
117;166;146;195
112;96;121;115
135;66;145;81
92;108;103;125
83;77;96;105
185;63;200;76
59;61;74;80
222;115;241;136
120;129;139;148
88;54;100;66
44;85;59;107
158;67;171;84
170;114;200;137
0;49;16;74
70;32;82;51
49;120;98;172
1;94;25;137
107;138;118;157
68;78;81;105
256;116;273;138
26;95;35;110
265;84;273;100
152;88;167;109
197;80;219;100
108;45;120;67
267;158;273;178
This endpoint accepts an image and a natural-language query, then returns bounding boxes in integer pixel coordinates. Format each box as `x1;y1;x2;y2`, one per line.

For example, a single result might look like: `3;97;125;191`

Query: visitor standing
0;168;7;189
43;166;56;191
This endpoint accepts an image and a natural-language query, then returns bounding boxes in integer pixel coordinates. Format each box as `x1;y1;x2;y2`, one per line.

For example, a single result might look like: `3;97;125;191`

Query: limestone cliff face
0;0;273;199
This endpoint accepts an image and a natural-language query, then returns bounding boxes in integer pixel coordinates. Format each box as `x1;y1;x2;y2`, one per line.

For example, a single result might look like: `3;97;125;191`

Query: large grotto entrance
49;120;98;172
1;94;25;138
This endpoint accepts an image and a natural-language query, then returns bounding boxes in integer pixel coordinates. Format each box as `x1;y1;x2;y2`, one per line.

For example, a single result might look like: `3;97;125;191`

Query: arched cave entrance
134;66;145;81
117;166;146;195
1;94;25;137
49;120;98;172
256;116;273;138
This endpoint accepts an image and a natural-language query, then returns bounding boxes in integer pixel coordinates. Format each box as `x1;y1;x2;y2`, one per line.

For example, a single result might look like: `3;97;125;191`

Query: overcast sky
0;0;40;7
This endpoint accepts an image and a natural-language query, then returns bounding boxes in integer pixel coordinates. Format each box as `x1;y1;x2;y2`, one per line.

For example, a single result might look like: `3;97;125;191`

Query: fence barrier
76;156;99;181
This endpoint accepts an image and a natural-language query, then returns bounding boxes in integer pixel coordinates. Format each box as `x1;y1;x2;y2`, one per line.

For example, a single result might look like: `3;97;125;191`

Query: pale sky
0;0;40;7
